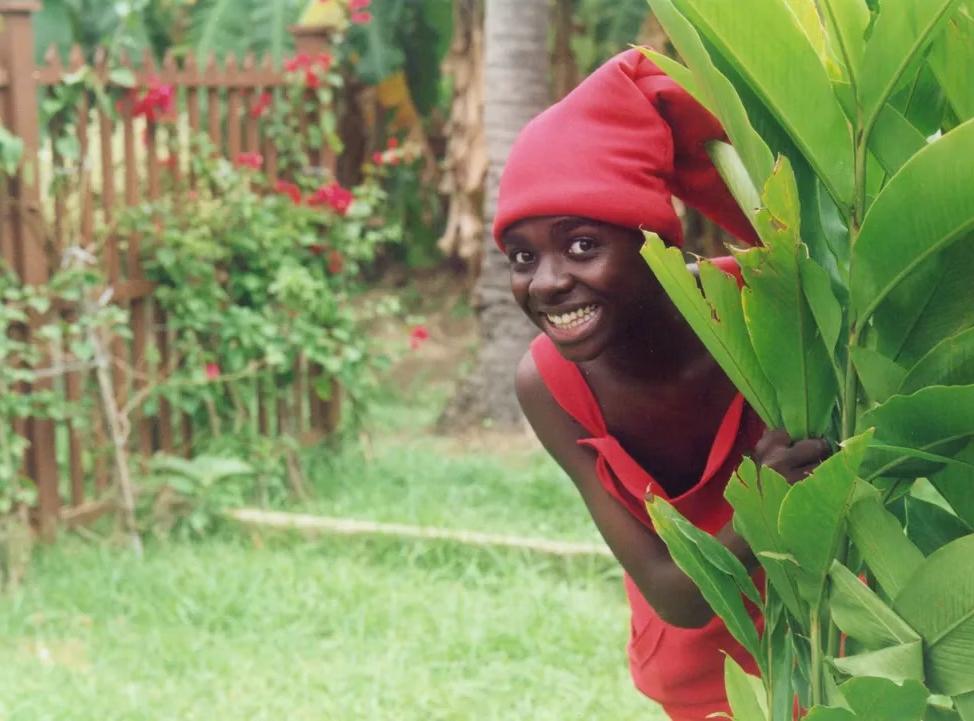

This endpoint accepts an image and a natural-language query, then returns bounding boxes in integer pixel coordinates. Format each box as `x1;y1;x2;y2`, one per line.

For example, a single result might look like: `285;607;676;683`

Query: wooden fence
0;2;342;538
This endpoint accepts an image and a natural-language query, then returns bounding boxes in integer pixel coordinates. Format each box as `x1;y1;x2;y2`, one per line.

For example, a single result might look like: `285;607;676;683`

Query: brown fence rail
0;1;340;538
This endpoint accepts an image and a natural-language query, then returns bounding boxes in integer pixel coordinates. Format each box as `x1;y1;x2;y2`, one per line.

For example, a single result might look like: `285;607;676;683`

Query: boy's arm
515;350;827;628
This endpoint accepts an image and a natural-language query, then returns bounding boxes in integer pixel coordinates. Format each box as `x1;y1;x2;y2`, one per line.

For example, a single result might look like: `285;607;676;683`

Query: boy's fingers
755;428;791;457
788;438;832;466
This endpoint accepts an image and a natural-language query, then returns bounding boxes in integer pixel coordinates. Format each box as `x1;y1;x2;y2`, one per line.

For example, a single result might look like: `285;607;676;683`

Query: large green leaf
830;641;924;684
665;0;854;208
851;119;974;325
846;484;925;599
872;235;974;367
736;157;838;437
725;654;769;721
640;232;781;425
858;385;974;479
870;105;928;177
644;0;775;191
839;677;929;721
903;495;973;555
725;457;804;619
645;495;763;666
930;444;974;528
819;0;870;93
829;561;920;649
777;432;871;604
850;346;907;405
857;0;964;142
900;327;974;394
929;5;974;122
895;534;974;696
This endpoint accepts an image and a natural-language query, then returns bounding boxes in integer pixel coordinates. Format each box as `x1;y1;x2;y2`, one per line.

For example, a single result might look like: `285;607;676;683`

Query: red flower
349;0;371;8
130;78;175;123
205;363;220;380
274;179;302;205
372;151;384;165
250;91;272;119
387;137;399;149
235;152;263;170
305;69;321;89
327;250;345;274
160;155;178;170
284;53;311;72
316;53;333;71
350;10;373;24
409;326;429;350
308;243;327;256
308;181;353;215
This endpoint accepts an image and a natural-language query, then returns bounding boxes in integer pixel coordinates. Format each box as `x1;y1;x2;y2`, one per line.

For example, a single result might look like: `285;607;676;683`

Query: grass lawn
0;388;665;721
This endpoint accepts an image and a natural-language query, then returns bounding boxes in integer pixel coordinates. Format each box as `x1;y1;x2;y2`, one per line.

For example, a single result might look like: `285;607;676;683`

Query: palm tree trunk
439;0;551;429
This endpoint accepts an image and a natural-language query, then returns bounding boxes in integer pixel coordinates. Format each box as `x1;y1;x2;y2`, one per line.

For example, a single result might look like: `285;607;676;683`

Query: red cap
493;49;759;248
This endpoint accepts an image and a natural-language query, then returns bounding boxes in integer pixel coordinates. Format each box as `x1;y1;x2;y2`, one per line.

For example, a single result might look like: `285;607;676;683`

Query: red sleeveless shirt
530;331;764;721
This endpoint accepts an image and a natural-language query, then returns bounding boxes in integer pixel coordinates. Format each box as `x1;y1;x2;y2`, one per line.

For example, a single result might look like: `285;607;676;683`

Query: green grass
0;389;665;720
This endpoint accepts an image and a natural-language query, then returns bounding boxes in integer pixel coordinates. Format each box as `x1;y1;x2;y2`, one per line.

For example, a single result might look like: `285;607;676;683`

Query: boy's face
503;216;666;363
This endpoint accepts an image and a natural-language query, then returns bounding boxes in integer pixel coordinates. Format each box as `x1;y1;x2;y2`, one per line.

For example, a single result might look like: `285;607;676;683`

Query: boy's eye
510;249;534;265
568;237;596;255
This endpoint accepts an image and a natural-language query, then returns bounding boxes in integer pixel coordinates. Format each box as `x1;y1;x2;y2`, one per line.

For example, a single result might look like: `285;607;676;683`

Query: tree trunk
438;0;550;430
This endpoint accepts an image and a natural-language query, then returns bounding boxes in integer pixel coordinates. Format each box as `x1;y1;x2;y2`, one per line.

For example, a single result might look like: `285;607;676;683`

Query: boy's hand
754;429;832;484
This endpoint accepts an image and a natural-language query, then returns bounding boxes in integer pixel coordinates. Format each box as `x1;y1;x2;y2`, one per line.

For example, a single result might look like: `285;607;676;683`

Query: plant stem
810;604;823;707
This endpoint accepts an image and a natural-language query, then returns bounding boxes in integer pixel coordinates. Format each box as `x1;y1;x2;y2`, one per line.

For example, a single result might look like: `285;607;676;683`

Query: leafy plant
634;0;974;718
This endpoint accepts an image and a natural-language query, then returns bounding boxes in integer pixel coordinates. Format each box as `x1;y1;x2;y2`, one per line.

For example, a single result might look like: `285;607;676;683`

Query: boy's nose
529;256;573;301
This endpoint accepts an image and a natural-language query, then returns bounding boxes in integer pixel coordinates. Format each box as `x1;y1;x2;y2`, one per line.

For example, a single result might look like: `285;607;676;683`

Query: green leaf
805;707;857;721
645;495;763;666
870;105;928;177
829;561;920;649
895;534;974;696
640;232;781;426
831;642;924;684
725;457;804;619
108;67;136;88
819;0;870;93
846;483;925;599
956;690;974;721
930;444;974;528
644;0;775;191
851;118;974;326
929;6;974;122
850;347;907;404
900;327;974;394
736;156;838;437
725;653;769;721
858;0;964;141
872;235;974;367
665;0;855;208
858;385;974;479
839;677;929;721
708;140;762;223
778;431;871;604
799;256;843;360
903;495;973;555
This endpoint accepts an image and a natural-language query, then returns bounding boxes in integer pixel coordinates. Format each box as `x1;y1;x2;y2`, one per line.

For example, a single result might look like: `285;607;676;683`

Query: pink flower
327;250;345;274
349;0;371;8
316;53;333;71
350;10;373;24
250;91;272;119
308;181;353;215
387;137;399;149
305;69;321;89
274;179;302;205
372;151;384;165
205;363;220;380
409;326;429;350
235;152;263;170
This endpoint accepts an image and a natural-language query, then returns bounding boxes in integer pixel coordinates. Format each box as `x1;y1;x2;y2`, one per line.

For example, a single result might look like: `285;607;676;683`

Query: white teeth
545;305;598;329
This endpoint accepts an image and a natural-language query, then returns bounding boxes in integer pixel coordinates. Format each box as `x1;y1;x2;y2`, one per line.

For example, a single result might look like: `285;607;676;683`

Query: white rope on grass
225;508;614;558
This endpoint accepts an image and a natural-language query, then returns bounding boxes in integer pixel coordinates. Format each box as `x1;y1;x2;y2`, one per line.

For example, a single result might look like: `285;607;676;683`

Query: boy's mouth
541;304;602;341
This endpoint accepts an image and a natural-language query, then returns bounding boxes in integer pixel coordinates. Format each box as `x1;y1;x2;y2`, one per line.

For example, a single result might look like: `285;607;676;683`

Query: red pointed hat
493;49;759;248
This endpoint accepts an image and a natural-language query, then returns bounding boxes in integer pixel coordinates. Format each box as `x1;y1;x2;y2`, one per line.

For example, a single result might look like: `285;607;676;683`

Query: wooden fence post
0;0;60;540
